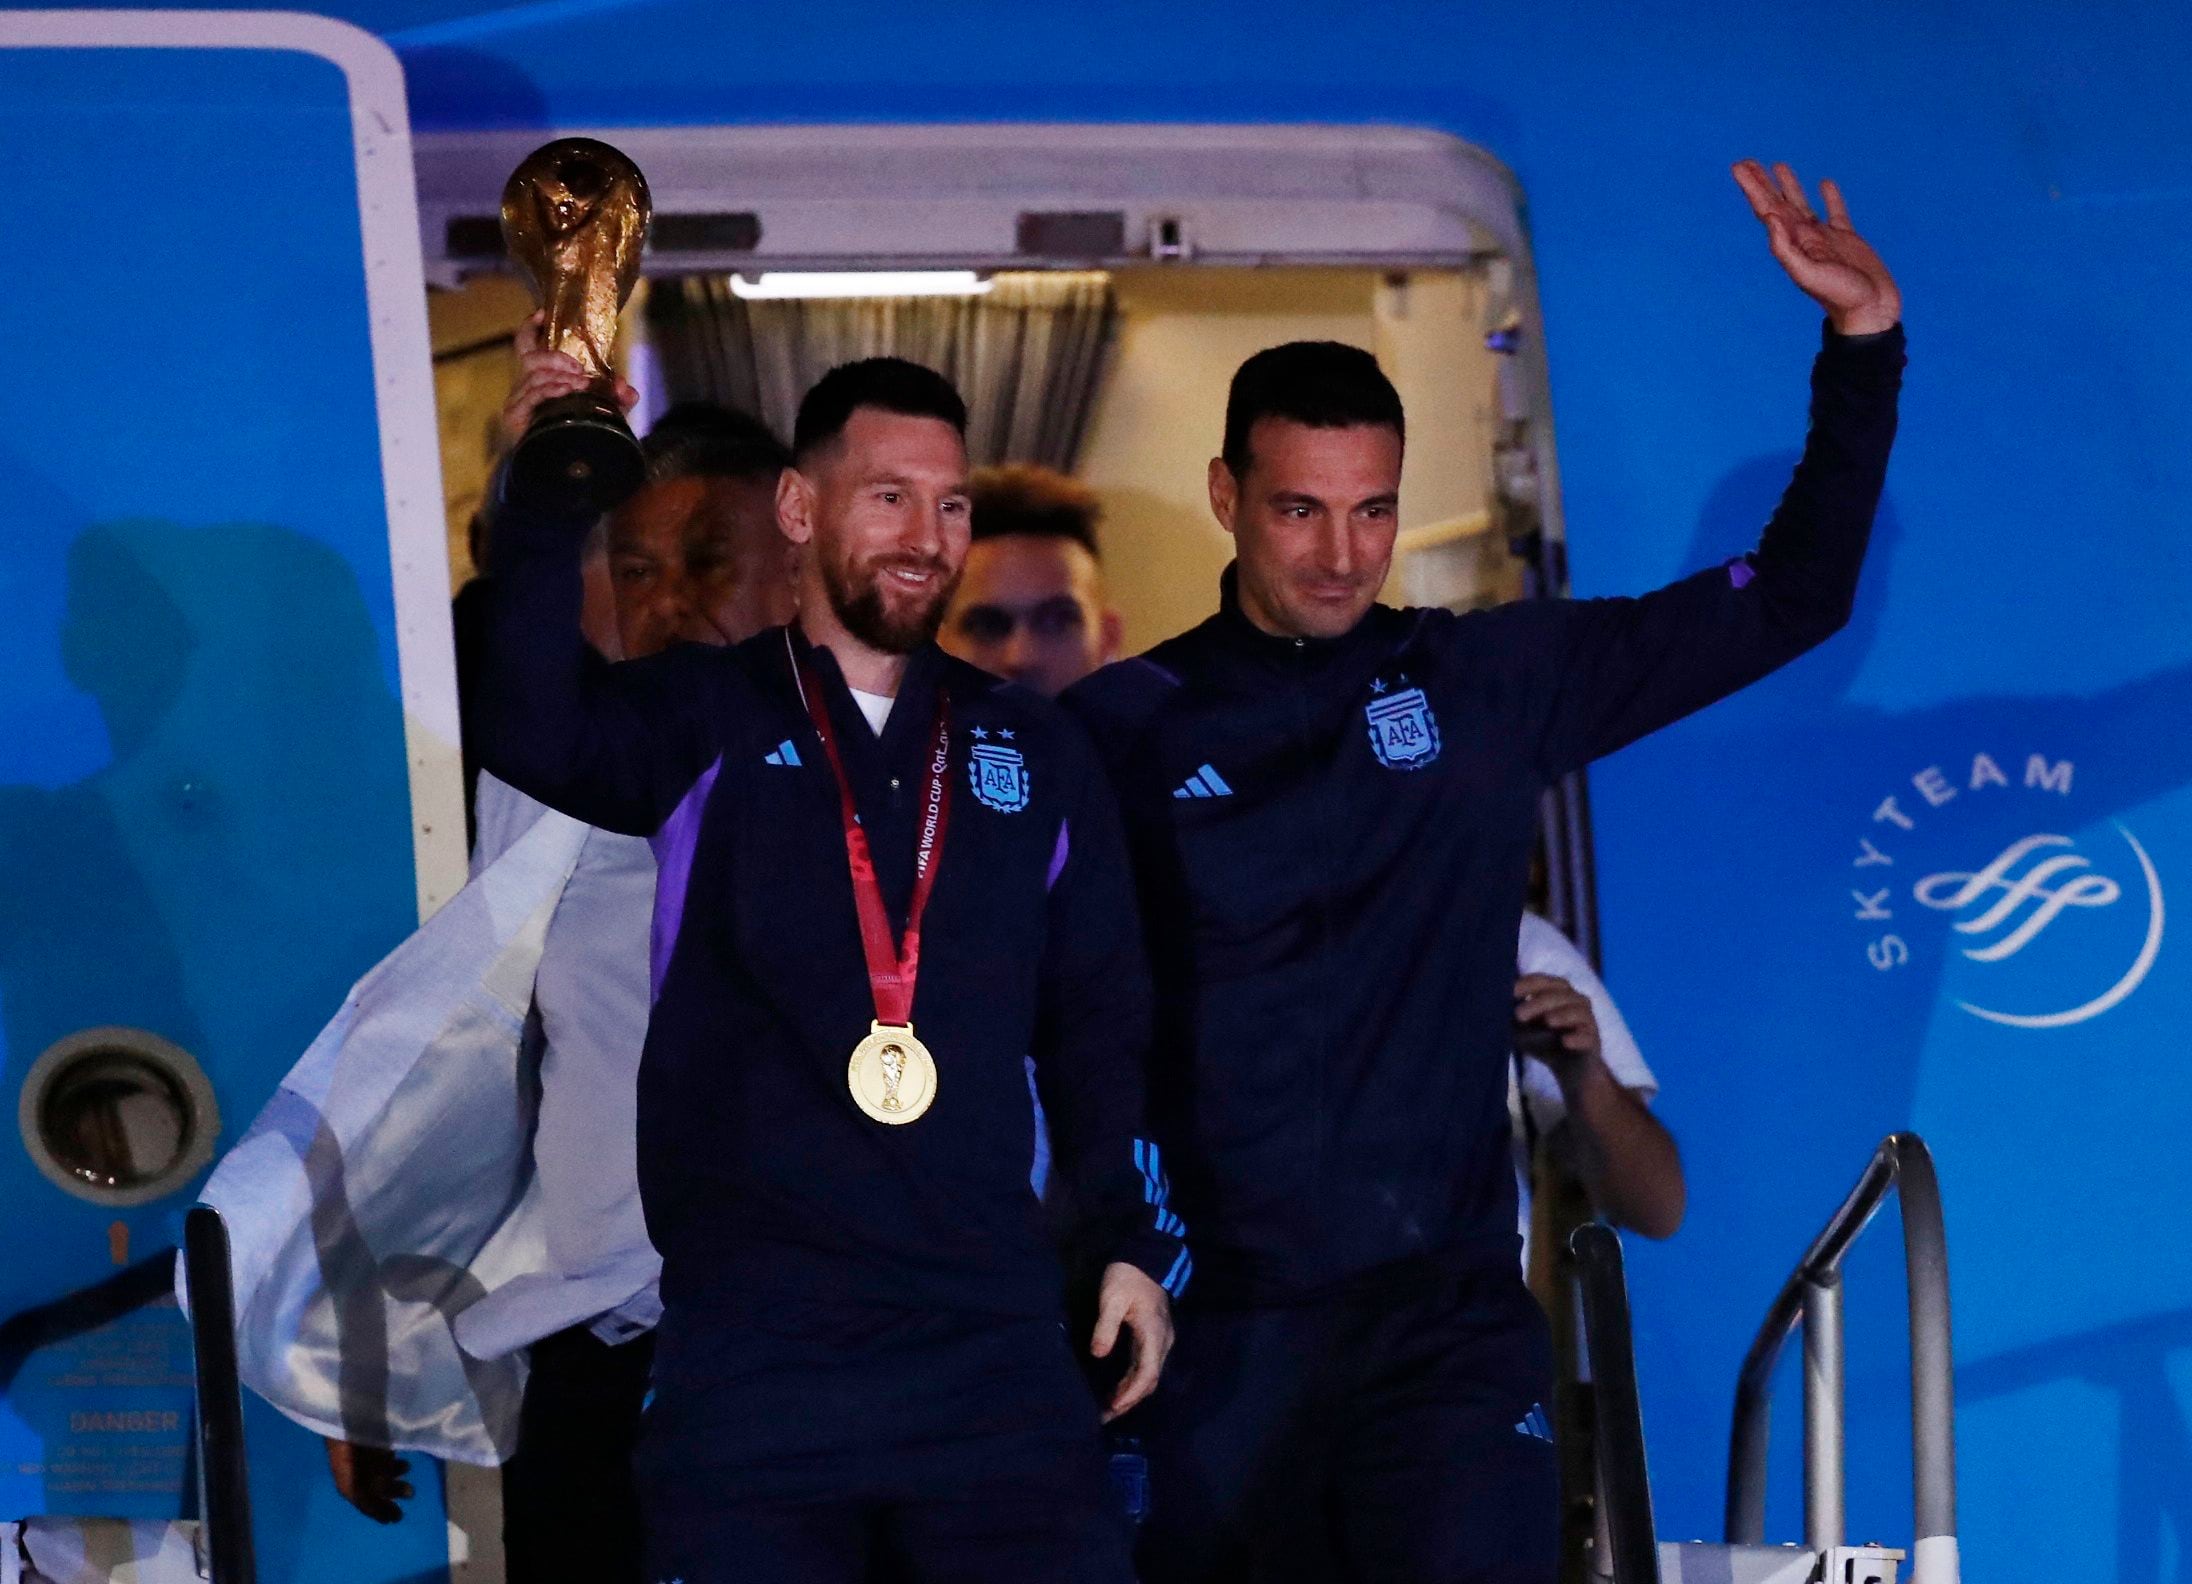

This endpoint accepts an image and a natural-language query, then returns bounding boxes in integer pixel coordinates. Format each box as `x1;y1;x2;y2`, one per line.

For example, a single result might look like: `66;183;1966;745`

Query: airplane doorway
417;122;1592;951
436;264;1523;638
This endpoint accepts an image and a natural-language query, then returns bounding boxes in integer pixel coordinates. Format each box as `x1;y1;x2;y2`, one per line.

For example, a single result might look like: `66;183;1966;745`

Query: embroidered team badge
970;740;1032;812
1365;683;1441;770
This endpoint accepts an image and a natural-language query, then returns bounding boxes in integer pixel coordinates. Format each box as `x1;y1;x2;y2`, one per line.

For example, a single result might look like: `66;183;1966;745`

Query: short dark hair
791;357;969;465
1221;341;1405;477
969;464;1102;559
642;401;789;485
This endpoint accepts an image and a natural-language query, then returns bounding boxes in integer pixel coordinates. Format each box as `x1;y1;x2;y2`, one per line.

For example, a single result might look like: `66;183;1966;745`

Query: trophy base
508;392;645;516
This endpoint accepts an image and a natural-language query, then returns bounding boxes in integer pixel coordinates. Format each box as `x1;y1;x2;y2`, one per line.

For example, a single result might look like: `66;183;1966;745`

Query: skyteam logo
1850;751;2165;1029
969;732;1031;813
1366;678;1441;770
1915;834;2131;962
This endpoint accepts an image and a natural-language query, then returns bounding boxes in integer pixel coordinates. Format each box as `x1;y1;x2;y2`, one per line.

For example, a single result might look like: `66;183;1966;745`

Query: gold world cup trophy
500;138;652;512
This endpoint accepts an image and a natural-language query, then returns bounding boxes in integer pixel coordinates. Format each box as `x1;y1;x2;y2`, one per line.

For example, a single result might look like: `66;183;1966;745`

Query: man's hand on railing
1514;975;1688;1240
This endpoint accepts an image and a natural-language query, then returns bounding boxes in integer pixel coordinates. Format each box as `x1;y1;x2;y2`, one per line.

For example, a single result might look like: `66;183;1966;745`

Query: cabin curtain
645;272;1116;469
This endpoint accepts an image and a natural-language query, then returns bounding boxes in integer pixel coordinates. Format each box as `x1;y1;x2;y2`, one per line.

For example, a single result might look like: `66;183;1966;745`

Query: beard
821;543;959;654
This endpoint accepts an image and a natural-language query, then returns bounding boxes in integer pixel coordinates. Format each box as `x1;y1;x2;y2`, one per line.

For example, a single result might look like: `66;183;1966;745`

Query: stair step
1656;1541;1907;1584
3;1519;203;1584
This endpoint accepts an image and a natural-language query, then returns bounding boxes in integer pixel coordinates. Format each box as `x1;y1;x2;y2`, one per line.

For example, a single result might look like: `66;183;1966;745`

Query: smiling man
1065;161;1905;1583
476;356;1185;1584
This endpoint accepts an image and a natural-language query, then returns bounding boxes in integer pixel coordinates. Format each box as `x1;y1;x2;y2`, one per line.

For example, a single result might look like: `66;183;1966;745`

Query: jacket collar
782;622;950;764
1210;562;1376;673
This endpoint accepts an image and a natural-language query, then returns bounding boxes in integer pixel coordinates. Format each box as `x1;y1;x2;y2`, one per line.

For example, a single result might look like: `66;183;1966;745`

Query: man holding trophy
481;142;1181;1583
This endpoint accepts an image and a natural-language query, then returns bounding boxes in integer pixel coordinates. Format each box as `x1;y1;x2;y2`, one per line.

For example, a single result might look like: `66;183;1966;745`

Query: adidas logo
1172;763;1233;800
763;739;802;767
1514;1405;1553;1442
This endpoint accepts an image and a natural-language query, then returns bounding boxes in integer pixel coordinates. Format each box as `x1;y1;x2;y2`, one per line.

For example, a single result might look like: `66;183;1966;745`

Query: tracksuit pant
503;1324;657;1584
634;1298;1133;1584
1136;1266;1559;1584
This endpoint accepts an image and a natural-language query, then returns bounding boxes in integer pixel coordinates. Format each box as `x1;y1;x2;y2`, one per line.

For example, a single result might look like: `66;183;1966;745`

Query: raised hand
498;311;639;449
1733;160;1901;337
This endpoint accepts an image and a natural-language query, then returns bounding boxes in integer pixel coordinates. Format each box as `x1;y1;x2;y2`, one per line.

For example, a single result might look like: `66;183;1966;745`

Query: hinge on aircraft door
1484;315;1554;596
1149;214;1193;262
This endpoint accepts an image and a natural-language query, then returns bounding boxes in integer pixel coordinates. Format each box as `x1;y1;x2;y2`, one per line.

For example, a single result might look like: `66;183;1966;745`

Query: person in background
942;463;1123;699
327;350;796;1584
600;400;803;659
1510;913;1684;1269
451;390;799;835
452;509;497;836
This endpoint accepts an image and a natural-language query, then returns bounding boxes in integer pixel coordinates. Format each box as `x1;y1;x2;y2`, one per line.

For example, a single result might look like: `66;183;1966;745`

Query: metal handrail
184;1207;257;1584
1723;1133;1956;1584
1569;1224;1659;1584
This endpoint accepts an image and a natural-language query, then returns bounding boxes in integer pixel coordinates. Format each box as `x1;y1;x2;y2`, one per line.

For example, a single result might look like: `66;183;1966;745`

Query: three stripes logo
1172;763;1233;800
762;739;802;767
1514;1405;1553;1443
1134;1138;1193;1298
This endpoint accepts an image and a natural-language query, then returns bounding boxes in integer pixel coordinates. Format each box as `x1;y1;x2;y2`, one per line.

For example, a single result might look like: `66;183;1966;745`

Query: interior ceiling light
729;271;994;300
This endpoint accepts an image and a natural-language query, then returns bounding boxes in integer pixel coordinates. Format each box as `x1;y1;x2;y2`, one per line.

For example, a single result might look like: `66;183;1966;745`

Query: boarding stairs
1571;1132;1957;1584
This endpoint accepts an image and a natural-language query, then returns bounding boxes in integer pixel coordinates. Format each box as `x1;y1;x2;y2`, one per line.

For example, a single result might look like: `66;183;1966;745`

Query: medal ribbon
792;647;952;1027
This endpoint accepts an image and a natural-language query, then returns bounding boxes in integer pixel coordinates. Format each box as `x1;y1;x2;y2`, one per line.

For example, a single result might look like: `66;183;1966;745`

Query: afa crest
1366;685;1441;770
970;741;1032;812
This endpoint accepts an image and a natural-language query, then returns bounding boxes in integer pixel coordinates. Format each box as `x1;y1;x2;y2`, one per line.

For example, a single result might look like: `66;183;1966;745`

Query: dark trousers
1135;1269;1560;1584
635;1301;1133;1584
502;1324;657;1584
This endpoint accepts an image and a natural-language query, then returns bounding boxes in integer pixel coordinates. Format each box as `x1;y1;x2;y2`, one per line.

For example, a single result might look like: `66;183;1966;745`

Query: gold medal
791;636;953;1130
848;1021;938;1125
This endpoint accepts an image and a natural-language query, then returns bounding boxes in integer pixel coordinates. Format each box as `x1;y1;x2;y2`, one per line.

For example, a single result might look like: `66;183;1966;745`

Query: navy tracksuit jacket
1066;323;1904;1308
472;506;1187;1367
1066;321;1903;1583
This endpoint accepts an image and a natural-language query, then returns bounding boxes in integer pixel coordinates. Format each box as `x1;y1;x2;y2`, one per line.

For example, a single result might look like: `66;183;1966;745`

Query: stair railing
184;1207;256;1584
1569;1223;1659;1584
1723;1132;1956;1584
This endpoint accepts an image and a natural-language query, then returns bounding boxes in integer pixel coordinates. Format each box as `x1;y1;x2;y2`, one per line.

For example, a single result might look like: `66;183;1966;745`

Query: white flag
182;808;589;1465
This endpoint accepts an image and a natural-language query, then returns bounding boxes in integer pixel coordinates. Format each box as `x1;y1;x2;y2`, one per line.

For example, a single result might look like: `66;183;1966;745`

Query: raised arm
1030;721;1183;1421
1522;163;1906;779
472;322;731;835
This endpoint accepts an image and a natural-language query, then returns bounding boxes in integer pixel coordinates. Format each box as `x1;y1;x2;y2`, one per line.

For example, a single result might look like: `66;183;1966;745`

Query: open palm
1734;160;1901;336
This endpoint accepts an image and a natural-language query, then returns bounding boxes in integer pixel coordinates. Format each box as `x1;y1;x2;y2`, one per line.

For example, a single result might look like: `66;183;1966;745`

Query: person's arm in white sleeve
1514;916;1686;1239
470;769;554;876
